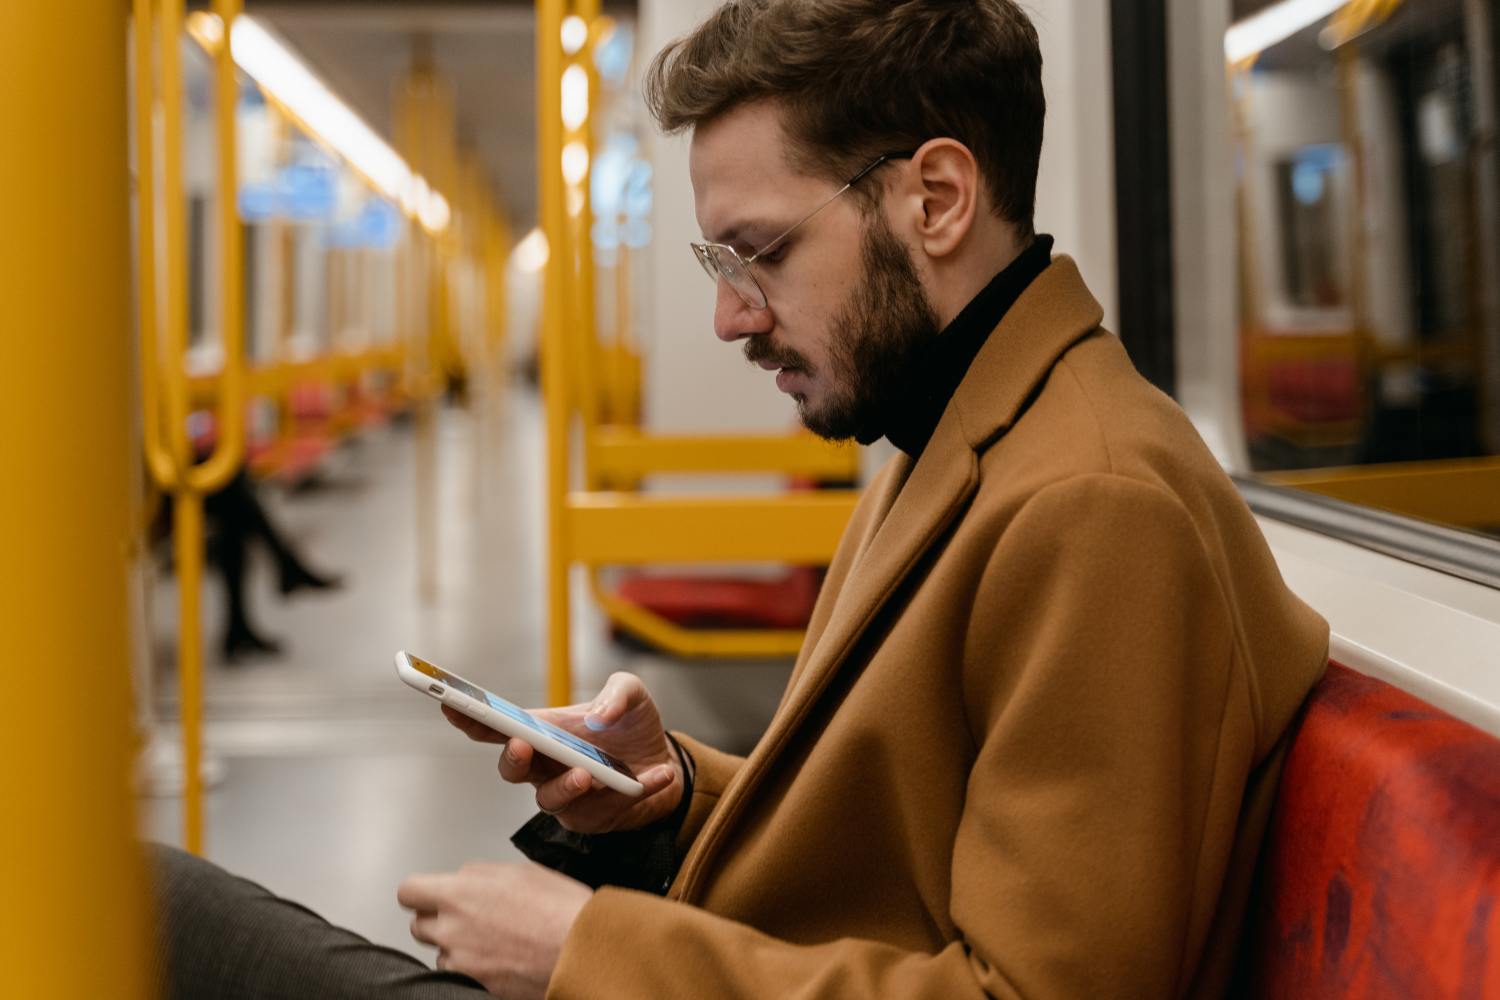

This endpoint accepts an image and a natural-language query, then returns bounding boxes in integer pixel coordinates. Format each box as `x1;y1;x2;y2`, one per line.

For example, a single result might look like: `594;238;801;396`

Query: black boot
223;623;284;662
277;560;344;596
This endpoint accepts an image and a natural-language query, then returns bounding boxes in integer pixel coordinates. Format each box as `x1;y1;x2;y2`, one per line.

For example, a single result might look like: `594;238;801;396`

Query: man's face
689;103;938;442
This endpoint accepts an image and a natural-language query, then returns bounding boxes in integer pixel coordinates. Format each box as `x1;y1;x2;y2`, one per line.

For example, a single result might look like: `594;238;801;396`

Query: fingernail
584;714;608;731
569;772;587;791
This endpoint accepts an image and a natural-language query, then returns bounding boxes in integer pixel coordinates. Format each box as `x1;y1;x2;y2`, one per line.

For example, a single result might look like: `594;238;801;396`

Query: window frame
1111;0;1500;592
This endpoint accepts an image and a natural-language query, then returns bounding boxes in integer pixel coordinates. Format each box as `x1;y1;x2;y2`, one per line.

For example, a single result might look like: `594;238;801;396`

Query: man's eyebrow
706;220;775;248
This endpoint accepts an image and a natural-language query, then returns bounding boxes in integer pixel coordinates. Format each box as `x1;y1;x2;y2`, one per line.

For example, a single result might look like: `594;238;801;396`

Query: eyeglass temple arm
745;150;917;265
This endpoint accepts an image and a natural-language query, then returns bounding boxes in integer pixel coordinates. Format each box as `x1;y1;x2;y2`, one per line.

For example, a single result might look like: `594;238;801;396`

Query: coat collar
789;255;1104;699
952;254;1105;451
672;255;1106;903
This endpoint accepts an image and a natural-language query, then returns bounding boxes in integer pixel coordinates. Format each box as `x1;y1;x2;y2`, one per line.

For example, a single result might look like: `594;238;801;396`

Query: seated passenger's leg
150;844;489;999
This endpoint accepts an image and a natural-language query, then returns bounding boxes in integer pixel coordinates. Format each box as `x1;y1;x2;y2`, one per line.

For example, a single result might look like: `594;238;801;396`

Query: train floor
137;385;794;961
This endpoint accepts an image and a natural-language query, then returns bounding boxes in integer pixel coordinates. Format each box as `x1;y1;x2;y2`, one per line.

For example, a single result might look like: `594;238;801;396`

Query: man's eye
759;245;789;265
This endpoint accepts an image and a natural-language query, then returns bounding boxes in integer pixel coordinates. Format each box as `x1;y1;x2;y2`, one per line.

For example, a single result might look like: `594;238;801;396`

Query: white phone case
395;651;644;797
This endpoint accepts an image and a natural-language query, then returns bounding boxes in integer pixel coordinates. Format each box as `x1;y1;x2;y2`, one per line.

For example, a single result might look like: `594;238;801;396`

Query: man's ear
903;139;980;259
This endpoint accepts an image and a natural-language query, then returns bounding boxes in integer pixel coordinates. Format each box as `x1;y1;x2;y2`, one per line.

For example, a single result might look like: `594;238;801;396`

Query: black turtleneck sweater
882;233;1054;457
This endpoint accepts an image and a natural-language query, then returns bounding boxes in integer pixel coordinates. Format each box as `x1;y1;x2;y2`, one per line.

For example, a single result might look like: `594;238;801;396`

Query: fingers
441;705;507;745
396;872;449;912
638;762;678;797
582;671;647;732
534;766;597;815
497;737;533;783
409;913;441;947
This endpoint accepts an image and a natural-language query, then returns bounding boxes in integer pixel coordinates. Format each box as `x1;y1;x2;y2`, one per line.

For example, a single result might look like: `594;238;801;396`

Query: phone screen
406;654;635;777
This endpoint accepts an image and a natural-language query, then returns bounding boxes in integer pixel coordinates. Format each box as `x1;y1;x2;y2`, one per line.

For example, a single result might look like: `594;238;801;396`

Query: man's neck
925;225;1028;329
879;233;1054;457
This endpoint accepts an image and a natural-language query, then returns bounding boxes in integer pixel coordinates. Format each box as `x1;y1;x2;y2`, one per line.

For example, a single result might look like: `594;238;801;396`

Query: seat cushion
1243;663;1500;997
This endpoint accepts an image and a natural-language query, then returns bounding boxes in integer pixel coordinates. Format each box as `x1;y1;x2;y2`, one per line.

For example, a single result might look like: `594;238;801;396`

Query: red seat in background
1244;663;1500;997
1265;358;1361;424
613;566;822;633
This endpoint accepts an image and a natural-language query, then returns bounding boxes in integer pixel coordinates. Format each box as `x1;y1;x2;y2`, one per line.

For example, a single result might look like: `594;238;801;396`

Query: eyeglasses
690;150;916;310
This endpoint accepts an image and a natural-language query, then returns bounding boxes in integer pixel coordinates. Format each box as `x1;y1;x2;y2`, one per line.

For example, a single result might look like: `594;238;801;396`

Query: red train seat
1243;662;1500;997
1266;357;1361;424
613;567;822;632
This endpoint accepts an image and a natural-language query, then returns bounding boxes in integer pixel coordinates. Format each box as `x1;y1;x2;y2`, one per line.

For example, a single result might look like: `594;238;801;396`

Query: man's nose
713;278;771;342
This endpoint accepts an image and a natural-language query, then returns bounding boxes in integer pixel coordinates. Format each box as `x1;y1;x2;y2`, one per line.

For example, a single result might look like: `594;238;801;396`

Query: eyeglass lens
701;245;767;310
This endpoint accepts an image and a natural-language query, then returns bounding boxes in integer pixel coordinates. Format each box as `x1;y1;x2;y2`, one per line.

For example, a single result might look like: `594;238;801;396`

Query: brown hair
644;0;1045;233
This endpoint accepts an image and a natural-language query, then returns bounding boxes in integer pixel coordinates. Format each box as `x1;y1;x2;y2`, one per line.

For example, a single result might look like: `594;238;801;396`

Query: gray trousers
151;844;493;999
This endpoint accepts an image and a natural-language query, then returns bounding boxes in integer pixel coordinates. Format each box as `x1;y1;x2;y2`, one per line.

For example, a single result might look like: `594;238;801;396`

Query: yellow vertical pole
173;492;208;850
1336;45;1373;426
155;0;213;852
0;0;151;994
565;0;604;483
160;0;192;468
198;0;247;488
401;63;443;604
539;0;573;705
143;0;246;854
486;210;512;386
614;213;638;424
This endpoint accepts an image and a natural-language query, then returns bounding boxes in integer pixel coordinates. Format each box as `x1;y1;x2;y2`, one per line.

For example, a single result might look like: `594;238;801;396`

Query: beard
743;211;939;443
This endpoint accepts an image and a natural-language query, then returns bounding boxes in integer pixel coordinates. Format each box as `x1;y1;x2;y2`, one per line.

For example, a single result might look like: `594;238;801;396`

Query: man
154;1;1329;997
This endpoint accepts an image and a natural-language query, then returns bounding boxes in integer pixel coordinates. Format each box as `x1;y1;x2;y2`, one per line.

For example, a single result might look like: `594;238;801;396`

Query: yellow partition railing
135;0;248;855
1265;457;1500;528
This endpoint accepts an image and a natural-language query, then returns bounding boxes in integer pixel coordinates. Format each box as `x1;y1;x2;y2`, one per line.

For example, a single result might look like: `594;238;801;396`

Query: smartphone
395;650;644;797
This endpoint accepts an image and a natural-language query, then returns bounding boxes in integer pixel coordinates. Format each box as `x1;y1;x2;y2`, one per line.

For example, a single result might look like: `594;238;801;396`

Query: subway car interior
5;0;1500;996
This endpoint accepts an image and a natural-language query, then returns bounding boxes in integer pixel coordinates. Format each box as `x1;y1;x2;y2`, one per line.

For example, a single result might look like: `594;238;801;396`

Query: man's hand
398;862;592;1000
442;671;684;834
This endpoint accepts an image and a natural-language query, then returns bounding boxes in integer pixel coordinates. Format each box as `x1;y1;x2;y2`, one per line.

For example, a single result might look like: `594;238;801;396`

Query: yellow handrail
191;0;248;493
135;0;177;490
136;0;247;855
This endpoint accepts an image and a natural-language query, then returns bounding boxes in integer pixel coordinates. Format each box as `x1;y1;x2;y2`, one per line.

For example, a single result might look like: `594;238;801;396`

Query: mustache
743;336;810;373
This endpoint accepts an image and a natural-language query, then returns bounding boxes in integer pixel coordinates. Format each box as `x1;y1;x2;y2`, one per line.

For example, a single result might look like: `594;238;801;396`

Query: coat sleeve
668;732;746;856
548;474;1257;999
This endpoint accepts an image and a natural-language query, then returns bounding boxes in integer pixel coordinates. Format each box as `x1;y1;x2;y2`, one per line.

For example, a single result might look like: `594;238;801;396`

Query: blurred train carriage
4;0;1500;996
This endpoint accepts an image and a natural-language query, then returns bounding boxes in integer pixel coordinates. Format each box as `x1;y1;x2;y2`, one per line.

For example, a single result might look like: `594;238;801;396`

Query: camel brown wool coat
548;256;1330;999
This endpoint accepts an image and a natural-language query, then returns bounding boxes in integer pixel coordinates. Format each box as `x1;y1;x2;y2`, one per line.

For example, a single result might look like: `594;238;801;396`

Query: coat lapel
674;414;978;903
780;418;977;718
781;451;912;699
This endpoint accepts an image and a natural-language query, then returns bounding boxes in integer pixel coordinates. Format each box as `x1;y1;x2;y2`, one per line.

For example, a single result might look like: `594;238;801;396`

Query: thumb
583;673;643;732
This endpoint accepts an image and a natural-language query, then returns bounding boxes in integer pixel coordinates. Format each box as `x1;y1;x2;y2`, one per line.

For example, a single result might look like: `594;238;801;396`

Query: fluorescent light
512;228;550;273
187;11;224;48
419;191;451;233
218;14;450;232
400;176;424;216
562;65;589;131
562;141;590;186
561;16;588;56
1225;0;1348;64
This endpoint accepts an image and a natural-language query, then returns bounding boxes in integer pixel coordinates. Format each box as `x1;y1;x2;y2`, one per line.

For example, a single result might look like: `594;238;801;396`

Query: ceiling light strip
1224;0;1349;64
190;12;450;232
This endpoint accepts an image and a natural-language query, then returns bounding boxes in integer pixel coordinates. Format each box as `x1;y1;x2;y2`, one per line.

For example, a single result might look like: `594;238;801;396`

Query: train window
1226;0;1500;542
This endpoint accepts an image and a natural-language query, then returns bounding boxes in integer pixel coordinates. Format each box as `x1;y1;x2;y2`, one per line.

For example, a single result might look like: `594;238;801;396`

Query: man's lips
775;368;805;393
